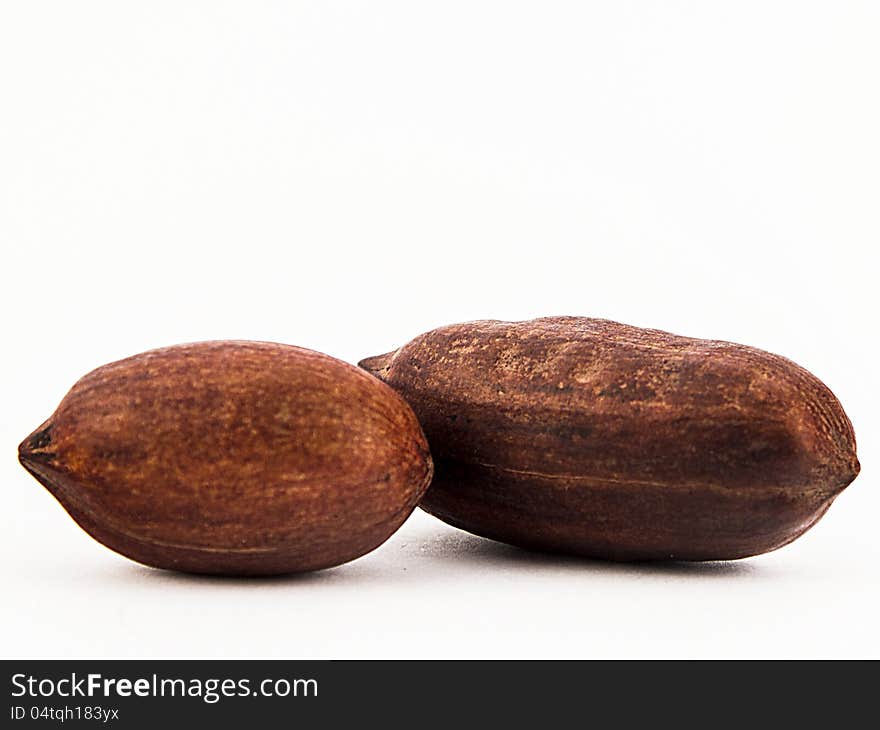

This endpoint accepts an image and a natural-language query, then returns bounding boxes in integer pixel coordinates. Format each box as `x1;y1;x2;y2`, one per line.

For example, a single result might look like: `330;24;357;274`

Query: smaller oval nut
19;341;433;575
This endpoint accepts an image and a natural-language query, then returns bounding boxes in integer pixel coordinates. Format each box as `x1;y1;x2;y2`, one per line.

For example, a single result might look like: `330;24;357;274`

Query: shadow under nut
360;317;860;561
19;341;433;575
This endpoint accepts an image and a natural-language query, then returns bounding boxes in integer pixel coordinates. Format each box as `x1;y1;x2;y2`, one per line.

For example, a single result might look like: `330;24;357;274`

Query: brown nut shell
360;317;859;561
19;341;433;575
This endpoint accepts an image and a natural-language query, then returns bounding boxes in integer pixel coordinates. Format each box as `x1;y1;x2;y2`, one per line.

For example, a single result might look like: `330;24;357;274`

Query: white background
1;2;877;659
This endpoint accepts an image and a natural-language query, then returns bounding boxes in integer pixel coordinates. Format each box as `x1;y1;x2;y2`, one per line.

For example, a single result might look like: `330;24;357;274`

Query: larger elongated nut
19;341;433;575
360;317;859;561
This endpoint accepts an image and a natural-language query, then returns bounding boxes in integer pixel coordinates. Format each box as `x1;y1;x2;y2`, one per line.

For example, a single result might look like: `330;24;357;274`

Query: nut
19;341;433;575
360;317;860;561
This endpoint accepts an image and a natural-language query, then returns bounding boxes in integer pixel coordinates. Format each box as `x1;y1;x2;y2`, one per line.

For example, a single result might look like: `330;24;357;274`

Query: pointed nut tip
18;421;54;463
358;350;397;379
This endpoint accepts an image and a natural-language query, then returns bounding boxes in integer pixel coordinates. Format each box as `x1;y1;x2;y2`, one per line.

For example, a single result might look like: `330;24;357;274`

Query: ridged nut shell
360;317;859;561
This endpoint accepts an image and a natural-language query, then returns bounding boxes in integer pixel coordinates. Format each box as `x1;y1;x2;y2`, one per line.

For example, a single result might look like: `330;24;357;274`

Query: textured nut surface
360;317;860;561
19;341;433;575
